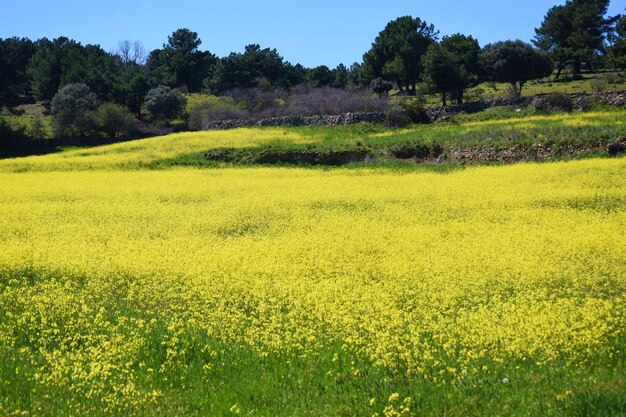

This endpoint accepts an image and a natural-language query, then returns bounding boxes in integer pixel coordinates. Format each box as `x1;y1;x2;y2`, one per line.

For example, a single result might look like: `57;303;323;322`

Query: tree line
0;0;624;120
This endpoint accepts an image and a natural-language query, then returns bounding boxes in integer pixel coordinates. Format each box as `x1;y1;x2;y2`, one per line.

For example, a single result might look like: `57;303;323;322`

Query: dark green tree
144;85;187;124
284;63;308;87
331;63;349;89
607;13;626;69
306;65;334;88
207;44;288;93
50;83;98;137
147;29;216;92
27;37;120;101
0;37;36;104
534;0;618;78
121;65;150;118
480;40;553;99
27;37;75;100
422;34;480;106
363;16;438;94
347;62;372;90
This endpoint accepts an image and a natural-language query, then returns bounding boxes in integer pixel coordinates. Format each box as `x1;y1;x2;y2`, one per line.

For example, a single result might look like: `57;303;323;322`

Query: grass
419;70;626;107
1;109;622;172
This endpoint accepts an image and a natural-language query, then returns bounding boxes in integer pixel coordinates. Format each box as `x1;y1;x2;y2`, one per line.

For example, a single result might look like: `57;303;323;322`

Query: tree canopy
363;16;438;94
534;0;618;77
480;40;553;99
422;34;480;106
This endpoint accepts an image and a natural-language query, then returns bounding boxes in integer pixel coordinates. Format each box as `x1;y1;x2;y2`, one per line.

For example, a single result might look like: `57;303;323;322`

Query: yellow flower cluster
0;157;624;412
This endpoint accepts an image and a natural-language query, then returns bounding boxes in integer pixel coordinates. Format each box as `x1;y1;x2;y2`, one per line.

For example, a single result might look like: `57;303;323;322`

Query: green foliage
363;16;438;93
206;44;288;94
396;96;427;123
422;34;480;106
0;117;27;143
92;103;137;138
121;65;150;118
480;40;553;99
534;0;618;77
607;14;626;70
27;37;121;102
306;65;334;88
0;37;36;105
51;83;98;137
144;85;187;124
149;28;217;92
187;96;245;130
370;77;393;97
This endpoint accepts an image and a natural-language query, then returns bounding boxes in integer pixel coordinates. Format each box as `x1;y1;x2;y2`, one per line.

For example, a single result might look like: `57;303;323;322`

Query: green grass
0;105;53;139
150;110;626;168
2;270;624;417
419;70;626;107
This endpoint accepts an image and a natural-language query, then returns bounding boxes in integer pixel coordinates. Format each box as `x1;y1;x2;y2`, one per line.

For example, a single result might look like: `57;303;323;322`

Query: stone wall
202;90;626;130
203;112;386;130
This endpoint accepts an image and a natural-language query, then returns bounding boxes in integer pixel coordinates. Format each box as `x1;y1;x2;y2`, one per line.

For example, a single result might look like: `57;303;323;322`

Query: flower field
0;132;625;415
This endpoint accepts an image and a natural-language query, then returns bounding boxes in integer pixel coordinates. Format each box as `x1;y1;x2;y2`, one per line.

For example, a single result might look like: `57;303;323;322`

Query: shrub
188;97;248;130
145;85;187;125
92;103;137;138
370;77;393;97
285;87;388;117
545;93;573;111
28;115;48;139
397;96;428;123
0;117;27;143
384;106;411;127
590;78;608;93
51;83;98;137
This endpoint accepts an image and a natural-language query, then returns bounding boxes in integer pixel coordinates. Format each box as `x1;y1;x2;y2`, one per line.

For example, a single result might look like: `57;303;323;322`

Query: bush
397;96;428;123
51;83;98;137
0;117;27;143
384;106;411;127
371;77;393;97
545;93;573;111
28;115;47;139
533;93;574;113
188;97;248;130
144;85;187;125
590;78;608;93
285;87;388;117
92;103;137;138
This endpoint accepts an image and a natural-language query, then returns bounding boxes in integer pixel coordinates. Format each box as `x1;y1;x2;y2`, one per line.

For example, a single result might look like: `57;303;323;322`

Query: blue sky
1;0;624;68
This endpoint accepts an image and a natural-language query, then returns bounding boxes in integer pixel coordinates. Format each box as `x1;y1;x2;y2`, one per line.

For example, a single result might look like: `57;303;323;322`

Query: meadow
0;110;624;172
0;117;625;416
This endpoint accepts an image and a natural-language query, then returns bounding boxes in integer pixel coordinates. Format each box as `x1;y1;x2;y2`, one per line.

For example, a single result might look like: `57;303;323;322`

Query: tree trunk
511;83;520;100
572;60;581;78
554;65;564;81
395;76;404;92
442;91;447;107
456;90;463;105
517;81;525;99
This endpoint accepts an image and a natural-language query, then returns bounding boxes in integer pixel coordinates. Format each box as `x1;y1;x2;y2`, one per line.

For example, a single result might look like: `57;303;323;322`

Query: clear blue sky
1;0;624;68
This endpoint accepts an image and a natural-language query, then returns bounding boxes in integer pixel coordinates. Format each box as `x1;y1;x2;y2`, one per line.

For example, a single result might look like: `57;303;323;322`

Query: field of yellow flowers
0;127;625;415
